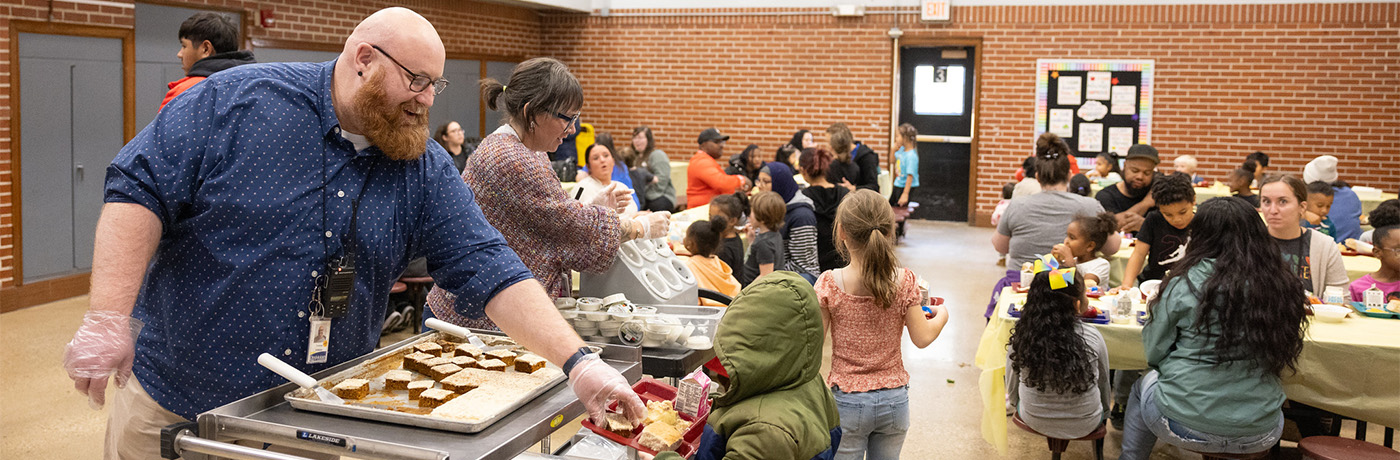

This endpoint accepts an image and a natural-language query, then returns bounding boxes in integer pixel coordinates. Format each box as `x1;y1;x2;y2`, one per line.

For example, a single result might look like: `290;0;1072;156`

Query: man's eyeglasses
370;44;449;95
553;111;581;126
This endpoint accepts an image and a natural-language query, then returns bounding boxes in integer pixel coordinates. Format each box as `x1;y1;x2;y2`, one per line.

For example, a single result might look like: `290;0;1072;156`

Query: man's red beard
353;70;430;161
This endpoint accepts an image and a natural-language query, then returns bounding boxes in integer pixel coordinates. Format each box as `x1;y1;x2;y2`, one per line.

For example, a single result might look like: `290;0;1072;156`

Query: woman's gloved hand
590;183;634;214
568;354;647;425
63;310;144;410
634;211;672;240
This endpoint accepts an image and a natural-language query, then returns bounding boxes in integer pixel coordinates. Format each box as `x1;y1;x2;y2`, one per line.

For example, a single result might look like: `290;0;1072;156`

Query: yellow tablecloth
1109;246;1381;288
973;288;1400;453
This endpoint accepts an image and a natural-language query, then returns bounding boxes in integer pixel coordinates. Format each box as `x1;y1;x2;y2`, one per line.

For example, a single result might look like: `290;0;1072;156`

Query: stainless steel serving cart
160;332;642;460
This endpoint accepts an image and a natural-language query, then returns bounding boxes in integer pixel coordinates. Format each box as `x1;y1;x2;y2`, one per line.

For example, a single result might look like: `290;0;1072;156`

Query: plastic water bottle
1114;291;1133;324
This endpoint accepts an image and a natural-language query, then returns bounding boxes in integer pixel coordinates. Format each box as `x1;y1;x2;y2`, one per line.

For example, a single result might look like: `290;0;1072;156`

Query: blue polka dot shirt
104;60;534;420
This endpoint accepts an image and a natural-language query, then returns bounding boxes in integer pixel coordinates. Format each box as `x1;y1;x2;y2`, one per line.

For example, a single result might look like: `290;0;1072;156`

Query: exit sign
921;0;950;22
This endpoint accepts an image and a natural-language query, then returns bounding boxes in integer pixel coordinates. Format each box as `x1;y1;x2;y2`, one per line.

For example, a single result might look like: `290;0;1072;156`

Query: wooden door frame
3;21;136;312
892;37;985;225
135;0;252;51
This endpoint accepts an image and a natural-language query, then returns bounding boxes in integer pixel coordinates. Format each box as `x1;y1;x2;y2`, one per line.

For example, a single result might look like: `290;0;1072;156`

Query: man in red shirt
159;13;256;111
687;128;750;208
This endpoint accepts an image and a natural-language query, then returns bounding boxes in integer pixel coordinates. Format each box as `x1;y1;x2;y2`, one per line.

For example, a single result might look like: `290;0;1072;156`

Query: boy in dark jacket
161;13;256;111
657;272;841;460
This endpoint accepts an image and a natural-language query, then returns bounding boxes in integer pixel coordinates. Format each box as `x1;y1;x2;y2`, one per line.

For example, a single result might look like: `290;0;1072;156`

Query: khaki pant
106;378;337;459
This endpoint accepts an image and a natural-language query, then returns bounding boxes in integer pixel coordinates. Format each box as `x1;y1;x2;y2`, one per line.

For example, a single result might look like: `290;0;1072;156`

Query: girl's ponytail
834;190;901;308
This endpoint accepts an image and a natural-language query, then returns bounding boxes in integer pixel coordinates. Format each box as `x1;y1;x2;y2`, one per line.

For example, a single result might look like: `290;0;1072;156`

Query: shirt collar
494;123;546;155
316;60;342;139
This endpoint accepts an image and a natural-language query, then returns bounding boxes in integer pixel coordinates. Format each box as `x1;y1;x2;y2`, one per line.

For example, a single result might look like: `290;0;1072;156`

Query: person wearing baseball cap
1305;155;1364;241
1095;143;1160;232
687;127;751;208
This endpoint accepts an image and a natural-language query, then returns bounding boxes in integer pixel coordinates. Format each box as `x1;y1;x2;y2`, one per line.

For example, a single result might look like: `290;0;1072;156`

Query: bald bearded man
64;8;642;458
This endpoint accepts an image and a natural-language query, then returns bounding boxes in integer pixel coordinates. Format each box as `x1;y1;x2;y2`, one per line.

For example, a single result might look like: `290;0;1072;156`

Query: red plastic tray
581;377;709;457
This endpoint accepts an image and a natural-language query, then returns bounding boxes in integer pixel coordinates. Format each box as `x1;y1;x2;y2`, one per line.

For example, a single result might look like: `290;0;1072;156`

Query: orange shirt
687;151;744;208
160;76;206;111
684;255;740;307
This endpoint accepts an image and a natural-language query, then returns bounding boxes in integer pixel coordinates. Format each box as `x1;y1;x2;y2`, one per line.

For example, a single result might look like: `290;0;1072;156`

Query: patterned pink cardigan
426;131;622;329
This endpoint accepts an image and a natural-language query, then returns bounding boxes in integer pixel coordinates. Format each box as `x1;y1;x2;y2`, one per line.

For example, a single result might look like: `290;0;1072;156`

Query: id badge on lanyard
307;278;333;364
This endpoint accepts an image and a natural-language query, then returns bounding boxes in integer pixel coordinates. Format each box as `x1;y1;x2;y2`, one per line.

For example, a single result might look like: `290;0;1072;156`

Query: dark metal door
898;46;975;222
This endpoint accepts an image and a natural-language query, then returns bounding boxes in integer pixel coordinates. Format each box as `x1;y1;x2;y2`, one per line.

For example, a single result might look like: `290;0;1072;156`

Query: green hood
712;272;826;405
704;271;840;459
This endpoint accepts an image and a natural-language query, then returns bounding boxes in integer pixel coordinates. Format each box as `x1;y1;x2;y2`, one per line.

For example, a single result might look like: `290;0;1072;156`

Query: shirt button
325;231;334;238
337;191;345;198
311;270;319;278
283;349;293;356
298;311;307;318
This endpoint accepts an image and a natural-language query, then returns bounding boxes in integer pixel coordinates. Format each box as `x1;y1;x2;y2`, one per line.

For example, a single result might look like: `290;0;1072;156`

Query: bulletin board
1033;59;1154;167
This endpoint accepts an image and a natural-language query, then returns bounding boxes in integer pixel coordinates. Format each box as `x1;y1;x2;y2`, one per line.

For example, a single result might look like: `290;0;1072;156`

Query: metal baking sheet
283;331;566;434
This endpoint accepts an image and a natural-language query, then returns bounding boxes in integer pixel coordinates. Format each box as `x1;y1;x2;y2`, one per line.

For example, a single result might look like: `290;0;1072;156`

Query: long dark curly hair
1148;196;1308;377
1008;270;1096;394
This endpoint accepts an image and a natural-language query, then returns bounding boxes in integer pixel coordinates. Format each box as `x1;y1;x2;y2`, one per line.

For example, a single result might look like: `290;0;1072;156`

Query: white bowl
1311;304;1350;323
572;319;598;328
559;309;579;320
576;297;604;311
1139;280;1162;301
575;325;600;336
554;297;577;310
584;311;611;321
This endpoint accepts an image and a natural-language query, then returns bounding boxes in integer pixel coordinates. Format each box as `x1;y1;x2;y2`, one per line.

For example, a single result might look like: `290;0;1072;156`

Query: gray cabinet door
428;59;483;140
18;33;124;282
483;61;517;134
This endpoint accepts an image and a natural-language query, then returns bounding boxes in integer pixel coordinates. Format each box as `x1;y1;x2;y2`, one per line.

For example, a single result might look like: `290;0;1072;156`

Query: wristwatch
562;346;595;377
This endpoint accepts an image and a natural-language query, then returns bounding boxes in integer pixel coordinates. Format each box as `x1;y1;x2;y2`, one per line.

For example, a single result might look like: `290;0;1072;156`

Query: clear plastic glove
568;354;646;425
634;211;672;240
63;310;144;410
589;183;634;214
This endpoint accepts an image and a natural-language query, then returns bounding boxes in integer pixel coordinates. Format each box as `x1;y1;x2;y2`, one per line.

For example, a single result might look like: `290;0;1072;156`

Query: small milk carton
675;368;711;418
1364;286;1385;310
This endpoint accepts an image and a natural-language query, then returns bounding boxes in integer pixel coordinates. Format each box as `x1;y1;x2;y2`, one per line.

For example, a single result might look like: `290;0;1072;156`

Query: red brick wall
541;3;1400;226
0;0;541;289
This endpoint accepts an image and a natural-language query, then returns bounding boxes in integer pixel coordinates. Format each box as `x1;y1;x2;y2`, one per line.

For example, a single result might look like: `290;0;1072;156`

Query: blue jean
1119;371;1282;460
832;385;909;460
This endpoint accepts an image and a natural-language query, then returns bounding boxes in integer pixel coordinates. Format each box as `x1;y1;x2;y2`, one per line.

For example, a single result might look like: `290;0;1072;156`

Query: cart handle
165;428;316;460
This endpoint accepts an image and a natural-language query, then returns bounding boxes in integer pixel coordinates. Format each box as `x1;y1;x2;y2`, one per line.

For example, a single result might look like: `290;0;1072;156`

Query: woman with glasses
433;121;468;173
425;58;670;330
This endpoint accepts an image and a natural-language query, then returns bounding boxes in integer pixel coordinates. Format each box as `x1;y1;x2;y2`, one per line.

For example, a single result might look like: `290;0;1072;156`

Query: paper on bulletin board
1108;127;1134;154
1057;76;1082;106
1078;101;1108;122
1086;72;1112;100
1078;123;1103;153
1049;109;1074;137
1111;86;1137;115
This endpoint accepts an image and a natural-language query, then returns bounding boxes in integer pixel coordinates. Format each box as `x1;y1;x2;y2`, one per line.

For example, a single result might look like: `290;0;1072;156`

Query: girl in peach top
817;190;949;460
683;216;741;307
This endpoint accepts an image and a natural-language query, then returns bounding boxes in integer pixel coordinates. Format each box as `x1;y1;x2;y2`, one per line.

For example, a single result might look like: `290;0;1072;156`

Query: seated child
992;182;1016;267
1121;173;1196;289
739;191;787;286
655;272;842;460
1051;211;1119;287
710;193;749;274
1228;167;1259;209
1357;199;1399;247
1171;154;1206;185
1108;173;1194;427
1085;152;1123;184
1350;225;1399;304
991;182;1016;227
1302;181;1335;239
1069;174;1093;197
1007;269;1110;439
683;218;742;307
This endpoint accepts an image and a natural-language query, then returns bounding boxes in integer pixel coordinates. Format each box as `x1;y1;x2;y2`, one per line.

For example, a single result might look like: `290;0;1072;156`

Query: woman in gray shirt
989;133;1119;317
632;126;675;212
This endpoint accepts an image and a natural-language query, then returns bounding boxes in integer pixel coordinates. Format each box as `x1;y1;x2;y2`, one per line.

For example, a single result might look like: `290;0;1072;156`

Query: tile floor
3;221;1390;459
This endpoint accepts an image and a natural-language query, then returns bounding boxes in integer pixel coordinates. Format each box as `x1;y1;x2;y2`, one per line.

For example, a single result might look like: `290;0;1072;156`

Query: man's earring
357;71;363;76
